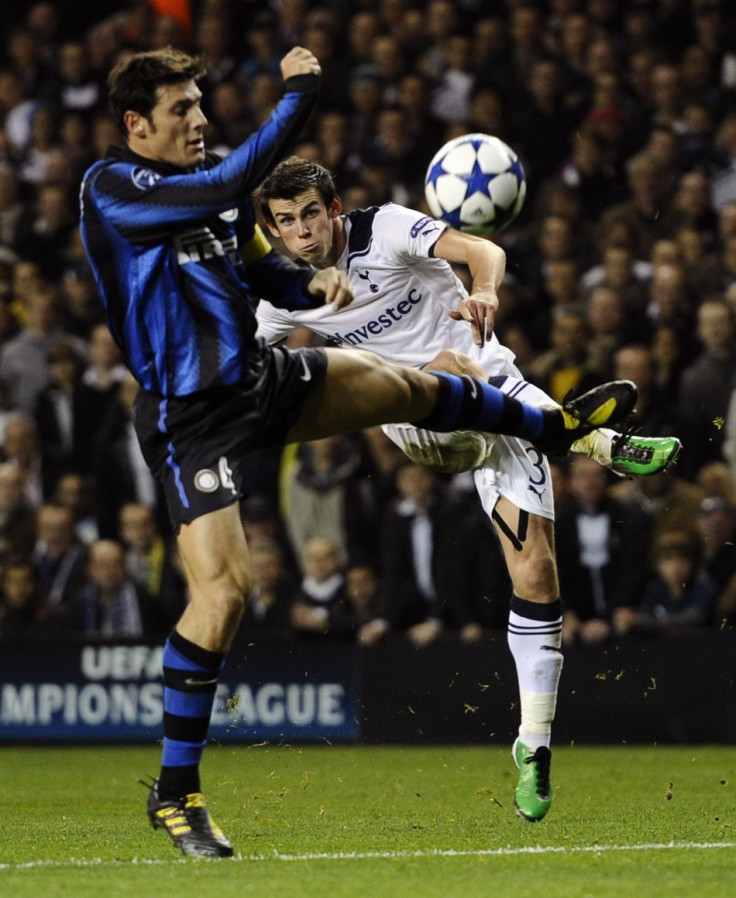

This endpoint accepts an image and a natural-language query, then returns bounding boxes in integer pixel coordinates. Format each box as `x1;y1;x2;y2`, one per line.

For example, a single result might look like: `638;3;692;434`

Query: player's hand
307;267;353;309
421;348;486;380
280;46;321;80
447;295;498;347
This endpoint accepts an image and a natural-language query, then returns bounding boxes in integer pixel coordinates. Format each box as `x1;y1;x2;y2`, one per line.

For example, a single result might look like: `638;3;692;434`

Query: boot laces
525;747;551;797
611;425;651;463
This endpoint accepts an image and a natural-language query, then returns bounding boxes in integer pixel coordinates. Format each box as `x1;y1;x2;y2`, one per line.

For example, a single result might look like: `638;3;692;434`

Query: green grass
2;744;734;897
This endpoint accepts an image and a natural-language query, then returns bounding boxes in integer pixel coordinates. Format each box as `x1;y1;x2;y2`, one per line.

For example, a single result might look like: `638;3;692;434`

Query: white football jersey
255;203;516;376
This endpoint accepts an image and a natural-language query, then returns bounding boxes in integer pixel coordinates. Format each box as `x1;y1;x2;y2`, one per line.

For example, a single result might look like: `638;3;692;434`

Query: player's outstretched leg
144;777;234;858
466;370;677;477
416;376;637;452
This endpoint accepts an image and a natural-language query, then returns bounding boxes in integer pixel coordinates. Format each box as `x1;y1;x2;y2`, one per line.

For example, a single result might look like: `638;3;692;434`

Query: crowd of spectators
1;0;736;647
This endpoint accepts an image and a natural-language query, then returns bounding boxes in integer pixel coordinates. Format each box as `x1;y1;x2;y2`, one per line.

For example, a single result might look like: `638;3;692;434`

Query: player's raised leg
286;347;637;453
419;354;678;477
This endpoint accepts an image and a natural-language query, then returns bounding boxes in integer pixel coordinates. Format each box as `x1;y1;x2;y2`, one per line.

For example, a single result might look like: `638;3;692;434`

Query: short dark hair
258;156;337;224
107;47;206;136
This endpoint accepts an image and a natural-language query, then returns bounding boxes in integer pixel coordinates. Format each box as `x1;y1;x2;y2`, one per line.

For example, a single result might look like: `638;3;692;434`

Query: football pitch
2;744;734;897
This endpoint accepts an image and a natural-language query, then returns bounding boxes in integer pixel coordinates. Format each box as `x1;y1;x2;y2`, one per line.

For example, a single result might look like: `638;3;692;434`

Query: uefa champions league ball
424;133;526;234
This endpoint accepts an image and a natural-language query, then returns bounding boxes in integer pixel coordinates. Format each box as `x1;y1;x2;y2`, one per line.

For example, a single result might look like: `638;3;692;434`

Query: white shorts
382;374;557;521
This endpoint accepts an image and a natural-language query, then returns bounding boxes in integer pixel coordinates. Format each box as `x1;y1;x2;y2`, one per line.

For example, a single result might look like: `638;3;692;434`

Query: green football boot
512;739;552;822
610;434;682;477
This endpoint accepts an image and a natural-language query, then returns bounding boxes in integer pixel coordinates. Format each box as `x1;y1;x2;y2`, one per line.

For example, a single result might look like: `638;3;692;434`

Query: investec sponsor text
330;288;423;347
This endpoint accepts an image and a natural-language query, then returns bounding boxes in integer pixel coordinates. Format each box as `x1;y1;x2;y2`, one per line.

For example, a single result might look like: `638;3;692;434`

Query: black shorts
134;341;328;530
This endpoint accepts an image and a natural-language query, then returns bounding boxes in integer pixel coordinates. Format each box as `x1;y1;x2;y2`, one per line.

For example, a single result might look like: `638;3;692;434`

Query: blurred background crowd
0;0;736;649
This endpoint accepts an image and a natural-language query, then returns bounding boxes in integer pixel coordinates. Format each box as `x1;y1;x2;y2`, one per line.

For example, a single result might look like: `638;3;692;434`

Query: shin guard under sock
507;595;564;751
158;630;224;800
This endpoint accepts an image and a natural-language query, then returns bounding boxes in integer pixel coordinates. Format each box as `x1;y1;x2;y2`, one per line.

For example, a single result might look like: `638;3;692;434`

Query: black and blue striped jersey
80;73;321;398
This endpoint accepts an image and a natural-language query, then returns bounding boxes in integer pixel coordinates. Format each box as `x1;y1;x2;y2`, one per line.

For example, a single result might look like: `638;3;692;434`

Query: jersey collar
106;143;215;176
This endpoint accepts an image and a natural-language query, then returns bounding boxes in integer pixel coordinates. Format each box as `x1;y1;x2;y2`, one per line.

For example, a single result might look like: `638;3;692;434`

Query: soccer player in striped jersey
80;48;636;856
256;157;682;823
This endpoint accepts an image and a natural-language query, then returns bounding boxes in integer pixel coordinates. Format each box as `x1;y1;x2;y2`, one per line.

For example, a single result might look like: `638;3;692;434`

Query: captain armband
241;224;273;265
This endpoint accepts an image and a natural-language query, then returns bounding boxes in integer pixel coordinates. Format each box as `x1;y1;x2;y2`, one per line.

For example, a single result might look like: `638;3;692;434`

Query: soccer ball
424;133;526;234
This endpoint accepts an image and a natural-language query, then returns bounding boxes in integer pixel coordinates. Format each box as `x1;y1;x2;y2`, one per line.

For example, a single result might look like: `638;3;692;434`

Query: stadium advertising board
0;639;359;742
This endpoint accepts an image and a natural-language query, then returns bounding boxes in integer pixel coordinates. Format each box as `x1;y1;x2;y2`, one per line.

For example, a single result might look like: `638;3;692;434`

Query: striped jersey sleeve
80;74;320;397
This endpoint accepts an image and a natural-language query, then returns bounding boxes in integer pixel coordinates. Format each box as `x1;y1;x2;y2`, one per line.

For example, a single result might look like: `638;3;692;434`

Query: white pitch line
2;841;735;871
266;842;736;862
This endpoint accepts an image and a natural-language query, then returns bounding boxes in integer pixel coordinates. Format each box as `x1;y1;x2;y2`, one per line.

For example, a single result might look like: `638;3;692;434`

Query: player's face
266;189;342;267
128;80;207;168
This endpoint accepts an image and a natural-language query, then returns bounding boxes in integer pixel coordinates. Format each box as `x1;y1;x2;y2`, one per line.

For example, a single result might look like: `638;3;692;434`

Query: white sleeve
377;204;448;263
254;299;298;344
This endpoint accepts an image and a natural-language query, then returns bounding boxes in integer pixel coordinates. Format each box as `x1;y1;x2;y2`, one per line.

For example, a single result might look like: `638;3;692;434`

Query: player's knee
362;355;435;412
395;363;436;406
423;348;486;380
208;575;251;626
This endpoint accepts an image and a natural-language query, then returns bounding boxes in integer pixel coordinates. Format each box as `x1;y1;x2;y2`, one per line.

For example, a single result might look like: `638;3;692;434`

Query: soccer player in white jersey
255;157;681;822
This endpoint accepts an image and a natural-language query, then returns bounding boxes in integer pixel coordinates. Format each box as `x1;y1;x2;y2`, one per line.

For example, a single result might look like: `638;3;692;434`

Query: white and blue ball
424;133;526;234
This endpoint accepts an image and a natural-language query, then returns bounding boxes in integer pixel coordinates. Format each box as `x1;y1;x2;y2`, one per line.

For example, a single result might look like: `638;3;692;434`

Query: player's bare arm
433;228;506;348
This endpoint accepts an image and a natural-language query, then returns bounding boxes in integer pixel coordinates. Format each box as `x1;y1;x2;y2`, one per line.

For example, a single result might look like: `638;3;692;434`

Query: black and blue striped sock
157;630;224;801
413;372;550;441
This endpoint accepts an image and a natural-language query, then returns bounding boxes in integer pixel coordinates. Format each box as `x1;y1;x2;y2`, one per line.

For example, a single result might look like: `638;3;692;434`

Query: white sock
570;427;616;466
507;595;563;751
